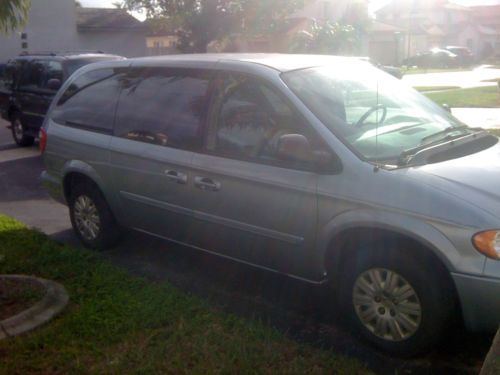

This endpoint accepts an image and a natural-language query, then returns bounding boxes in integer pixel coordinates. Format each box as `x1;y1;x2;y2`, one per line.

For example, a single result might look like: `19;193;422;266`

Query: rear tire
11;114;35;147
69;181;122;250
338;241;455;357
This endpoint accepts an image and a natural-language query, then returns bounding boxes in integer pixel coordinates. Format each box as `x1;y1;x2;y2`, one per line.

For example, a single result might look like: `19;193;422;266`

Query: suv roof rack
18;50;105;56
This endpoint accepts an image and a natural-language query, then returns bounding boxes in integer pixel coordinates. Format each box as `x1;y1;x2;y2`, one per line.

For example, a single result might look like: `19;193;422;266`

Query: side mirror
47;78;62;91
442;103;452;113
277;134;313;162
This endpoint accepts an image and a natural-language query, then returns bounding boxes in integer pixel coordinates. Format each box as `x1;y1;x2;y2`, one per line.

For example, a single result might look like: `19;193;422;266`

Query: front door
187;72;321;276
16;59;62;133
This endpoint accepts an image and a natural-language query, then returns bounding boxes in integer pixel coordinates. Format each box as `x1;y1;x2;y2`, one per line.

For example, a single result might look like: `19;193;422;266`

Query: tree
121;0;304;53
289;1;371;56
0;0;31;34
289;20;360;55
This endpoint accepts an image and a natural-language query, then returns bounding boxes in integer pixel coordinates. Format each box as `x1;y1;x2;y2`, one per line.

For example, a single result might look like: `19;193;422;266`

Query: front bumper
452;272;500;332
40;171;66;205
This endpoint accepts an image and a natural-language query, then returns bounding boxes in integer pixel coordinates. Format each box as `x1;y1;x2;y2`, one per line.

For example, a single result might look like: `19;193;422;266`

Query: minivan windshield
281;63;475;164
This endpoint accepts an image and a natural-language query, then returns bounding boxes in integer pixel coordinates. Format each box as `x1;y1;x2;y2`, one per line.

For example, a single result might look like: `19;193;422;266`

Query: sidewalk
452;108;500;129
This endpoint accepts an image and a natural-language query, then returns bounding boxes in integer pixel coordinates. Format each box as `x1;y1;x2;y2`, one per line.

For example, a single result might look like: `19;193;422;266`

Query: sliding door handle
164;170;187;184
194;176;221;192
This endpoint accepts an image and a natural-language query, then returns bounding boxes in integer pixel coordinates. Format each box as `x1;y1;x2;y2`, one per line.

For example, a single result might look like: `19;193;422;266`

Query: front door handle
164;170;187;185
194;176;221;192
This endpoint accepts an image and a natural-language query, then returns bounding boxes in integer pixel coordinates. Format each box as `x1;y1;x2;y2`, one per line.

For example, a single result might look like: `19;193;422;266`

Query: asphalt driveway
0;119;493;374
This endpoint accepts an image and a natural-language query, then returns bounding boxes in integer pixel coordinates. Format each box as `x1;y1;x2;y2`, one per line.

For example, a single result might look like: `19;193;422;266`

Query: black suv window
114;68;210;150
18;60;63;91
0;63;15;90
51;68;124;133
207;73;318;168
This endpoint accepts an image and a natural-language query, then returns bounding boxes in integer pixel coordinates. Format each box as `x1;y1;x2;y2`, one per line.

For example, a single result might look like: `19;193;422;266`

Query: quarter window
114;68;210;150
51;68;124;133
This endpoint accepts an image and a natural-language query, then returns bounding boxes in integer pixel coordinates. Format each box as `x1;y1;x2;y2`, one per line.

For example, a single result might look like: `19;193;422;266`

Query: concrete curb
480;327;500;375
0;275;69;340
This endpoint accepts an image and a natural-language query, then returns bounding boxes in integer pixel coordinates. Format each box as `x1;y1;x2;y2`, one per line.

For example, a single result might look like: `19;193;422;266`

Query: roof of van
131;53;363;73
15;52;123;61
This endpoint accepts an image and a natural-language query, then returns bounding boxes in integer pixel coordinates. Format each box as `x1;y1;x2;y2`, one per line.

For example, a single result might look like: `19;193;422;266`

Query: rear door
108;66;212;240
187;72;321;275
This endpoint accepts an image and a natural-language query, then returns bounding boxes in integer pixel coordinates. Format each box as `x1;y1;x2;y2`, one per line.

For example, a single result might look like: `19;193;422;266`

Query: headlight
472;230;500;260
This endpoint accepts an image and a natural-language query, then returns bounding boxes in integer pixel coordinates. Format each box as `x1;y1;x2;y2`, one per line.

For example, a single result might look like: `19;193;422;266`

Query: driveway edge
0;275;69;340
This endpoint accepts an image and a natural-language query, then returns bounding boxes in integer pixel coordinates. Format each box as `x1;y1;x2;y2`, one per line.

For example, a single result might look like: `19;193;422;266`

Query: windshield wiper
398;127;486;166
419;124;470;144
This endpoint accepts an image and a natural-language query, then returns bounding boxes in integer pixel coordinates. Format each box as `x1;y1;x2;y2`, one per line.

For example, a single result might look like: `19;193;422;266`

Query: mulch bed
0;278;46;321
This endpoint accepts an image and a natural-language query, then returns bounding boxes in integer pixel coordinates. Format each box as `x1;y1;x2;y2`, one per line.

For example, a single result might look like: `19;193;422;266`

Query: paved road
0;119;492;374
403;65;500;89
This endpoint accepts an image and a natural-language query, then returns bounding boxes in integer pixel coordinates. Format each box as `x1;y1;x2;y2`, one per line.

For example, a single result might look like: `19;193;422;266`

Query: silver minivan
41;54;500;356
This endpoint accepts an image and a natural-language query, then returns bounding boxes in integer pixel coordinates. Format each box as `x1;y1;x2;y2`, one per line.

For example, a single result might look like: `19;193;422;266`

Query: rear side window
51;68;124;133
114;68;210;150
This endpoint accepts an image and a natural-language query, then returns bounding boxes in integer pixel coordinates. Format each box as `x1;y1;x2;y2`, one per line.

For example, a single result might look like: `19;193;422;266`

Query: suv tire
11;113;35;147
69;181;122;250
338;241;455;357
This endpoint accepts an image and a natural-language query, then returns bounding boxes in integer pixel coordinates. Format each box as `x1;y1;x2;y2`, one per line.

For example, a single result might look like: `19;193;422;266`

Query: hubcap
352;268;422;342
13;119;23;139
73;195;100;241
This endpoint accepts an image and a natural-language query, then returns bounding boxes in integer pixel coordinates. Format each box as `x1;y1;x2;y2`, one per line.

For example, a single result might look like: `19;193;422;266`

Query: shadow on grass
60;228;494;374
0;222;493;374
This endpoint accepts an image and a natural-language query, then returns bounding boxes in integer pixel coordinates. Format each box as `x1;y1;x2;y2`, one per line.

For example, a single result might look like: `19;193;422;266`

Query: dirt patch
0;278;46;321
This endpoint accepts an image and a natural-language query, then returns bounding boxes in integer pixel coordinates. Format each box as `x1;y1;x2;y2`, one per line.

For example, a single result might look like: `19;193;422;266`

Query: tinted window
207;73;316;166
40;61;63;91
51;68;124;133
17;60;63;91
114;68;210;149
0;63;13;90
18;60;45;90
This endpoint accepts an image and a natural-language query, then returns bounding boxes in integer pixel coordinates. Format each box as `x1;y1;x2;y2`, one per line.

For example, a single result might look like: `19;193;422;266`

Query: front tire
11;114;35;147
69;182;122;250
339;241;455;357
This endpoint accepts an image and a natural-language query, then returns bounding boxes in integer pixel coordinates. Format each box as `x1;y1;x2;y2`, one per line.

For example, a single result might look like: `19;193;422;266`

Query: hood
410;141;500;220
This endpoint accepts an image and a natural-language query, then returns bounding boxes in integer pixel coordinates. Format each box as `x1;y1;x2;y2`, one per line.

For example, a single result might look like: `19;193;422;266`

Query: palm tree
0;0;31;34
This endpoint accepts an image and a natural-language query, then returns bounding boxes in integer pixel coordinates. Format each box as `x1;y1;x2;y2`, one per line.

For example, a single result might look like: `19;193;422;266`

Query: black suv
0;51;123;146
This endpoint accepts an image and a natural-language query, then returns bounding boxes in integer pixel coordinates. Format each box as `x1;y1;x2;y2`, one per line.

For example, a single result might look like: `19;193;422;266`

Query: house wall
0;0;148;62
0;0;79;62
77;30;147;57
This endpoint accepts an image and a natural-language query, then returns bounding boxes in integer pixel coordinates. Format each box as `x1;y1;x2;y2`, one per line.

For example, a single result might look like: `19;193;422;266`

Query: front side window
18;60;45;90
114;68;210;149
17;60;62;91
51;68;124;132
207;73;320;168
282;62;478;164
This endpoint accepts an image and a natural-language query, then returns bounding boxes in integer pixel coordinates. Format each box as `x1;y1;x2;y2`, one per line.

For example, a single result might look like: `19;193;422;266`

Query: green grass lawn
424;86;500;108
0;215;369;374
414;86;460;92
489;129;500;137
